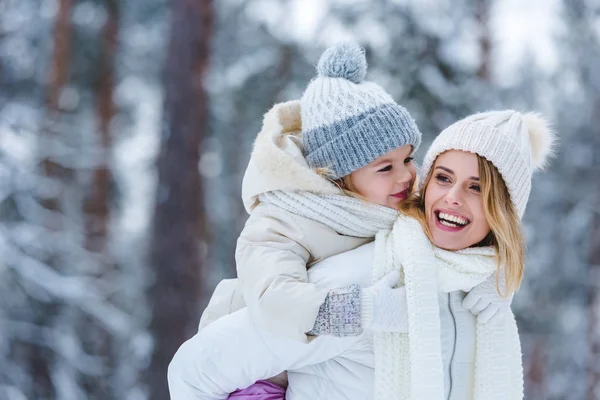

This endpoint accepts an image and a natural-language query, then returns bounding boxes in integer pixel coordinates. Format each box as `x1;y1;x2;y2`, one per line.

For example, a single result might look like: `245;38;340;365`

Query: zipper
447;292;458;400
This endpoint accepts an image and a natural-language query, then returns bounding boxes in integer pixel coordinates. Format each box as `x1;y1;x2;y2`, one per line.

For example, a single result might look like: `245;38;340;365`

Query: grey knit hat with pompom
301;42;422;179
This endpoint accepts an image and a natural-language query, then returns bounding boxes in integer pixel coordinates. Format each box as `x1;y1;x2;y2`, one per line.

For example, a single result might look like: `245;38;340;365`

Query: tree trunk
147;0;213;398
587;66;600;400
589;186;600;399
80;1;119;397
84;0;118;254
27;0;74;398
526;338;546;399
474;0;491;81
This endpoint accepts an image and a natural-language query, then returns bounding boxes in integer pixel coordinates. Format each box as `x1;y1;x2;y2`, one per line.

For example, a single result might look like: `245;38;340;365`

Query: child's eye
404;156;414;164
378;165;392;172
435;174;450;183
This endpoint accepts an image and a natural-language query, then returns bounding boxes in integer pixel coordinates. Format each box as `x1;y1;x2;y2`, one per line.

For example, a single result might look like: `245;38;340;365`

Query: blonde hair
398;154;525;296
315;167;365;200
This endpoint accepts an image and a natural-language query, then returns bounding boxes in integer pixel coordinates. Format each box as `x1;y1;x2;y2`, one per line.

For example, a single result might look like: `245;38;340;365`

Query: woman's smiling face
424;150;491;250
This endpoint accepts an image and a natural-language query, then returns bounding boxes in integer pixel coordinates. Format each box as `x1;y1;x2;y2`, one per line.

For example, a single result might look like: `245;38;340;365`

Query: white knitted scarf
373;215;523;400
258;191;398;237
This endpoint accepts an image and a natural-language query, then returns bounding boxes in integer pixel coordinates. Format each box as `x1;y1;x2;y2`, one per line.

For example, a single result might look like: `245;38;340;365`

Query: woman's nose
444;186;463;205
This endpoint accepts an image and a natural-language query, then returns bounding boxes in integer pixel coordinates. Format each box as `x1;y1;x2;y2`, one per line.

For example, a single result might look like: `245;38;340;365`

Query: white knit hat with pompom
420;111;556;218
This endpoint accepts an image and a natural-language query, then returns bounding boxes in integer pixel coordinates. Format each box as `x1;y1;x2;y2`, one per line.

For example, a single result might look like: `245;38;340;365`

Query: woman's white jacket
168;242;477;400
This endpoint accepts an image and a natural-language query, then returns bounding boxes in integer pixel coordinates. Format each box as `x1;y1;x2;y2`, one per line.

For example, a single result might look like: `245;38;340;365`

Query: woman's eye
435;174;450;183
378;165;392;172
404;156;414;164
471;185;481;192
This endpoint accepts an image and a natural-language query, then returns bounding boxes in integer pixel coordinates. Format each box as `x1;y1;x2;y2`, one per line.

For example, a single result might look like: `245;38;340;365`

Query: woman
168;110;555;400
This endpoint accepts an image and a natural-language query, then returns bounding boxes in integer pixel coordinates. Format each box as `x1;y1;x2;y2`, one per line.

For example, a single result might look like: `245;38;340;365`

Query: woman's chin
431;230;465;251
434;241;461;251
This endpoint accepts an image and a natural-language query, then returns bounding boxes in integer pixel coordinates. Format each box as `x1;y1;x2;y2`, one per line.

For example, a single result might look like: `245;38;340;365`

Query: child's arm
236;206;328;342
308;271;409;336
238;206;410;340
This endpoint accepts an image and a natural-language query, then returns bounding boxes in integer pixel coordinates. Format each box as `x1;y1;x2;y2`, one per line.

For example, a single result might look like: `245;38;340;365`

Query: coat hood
241;100;339;213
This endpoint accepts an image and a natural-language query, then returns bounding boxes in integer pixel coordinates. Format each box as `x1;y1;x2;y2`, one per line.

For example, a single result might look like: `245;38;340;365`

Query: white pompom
523;112;556;170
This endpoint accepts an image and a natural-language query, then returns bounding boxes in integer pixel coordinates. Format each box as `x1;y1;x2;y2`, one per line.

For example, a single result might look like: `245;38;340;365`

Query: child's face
424;150;491;250
349;145;416;209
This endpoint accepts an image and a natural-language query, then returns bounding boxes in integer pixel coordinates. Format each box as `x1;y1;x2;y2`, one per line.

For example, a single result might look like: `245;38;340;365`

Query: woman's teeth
438;212;469;227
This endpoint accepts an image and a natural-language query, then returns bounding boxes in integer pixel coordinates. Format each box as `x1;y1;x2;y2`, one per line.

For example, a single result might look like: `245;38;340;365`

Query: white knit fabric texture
420;111;532;217
301;79;395;132
258;191;399;237
361;272;409;333
372;215;524;400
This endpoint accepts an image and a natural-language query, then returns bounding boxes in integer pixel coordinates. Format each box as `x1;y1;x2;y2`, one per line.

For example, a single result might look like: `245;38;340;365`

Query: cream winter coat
199;100;371;342
169;242;489;400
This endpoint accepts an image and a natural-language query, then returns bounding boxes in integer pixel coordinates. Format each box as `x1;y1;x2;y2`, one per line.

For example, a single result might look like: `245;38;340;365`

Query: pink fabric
228;380;286;400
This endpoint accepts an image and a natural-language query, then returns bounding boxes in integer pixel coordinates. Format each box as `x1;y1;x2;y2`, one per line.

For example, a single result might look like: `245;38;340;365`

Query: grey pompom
316;42;367;84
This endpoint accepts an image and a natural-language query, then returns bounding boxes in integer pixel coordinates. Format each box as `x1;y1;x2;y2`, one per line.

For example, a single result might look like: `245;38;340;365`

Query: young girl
177;43;510;399
193;41;423;399
168;109;554;400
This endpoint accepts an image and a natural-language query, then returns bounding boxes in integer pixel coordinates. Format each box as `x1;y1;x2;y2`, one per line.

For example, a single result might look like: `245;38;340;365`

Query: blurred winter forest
0;0;598;399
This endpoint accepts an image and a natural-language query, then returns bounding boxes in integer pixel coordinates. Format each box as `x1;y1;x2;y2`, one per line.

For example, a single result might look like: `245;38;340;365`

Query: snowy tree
146;0;213;399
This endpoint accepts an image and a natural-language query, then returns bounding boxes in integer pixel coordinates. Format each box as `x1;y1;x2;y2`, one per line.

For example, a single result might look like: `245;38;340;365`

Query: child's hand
361;271;409;333
462;272;513;324
308;271;407;337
